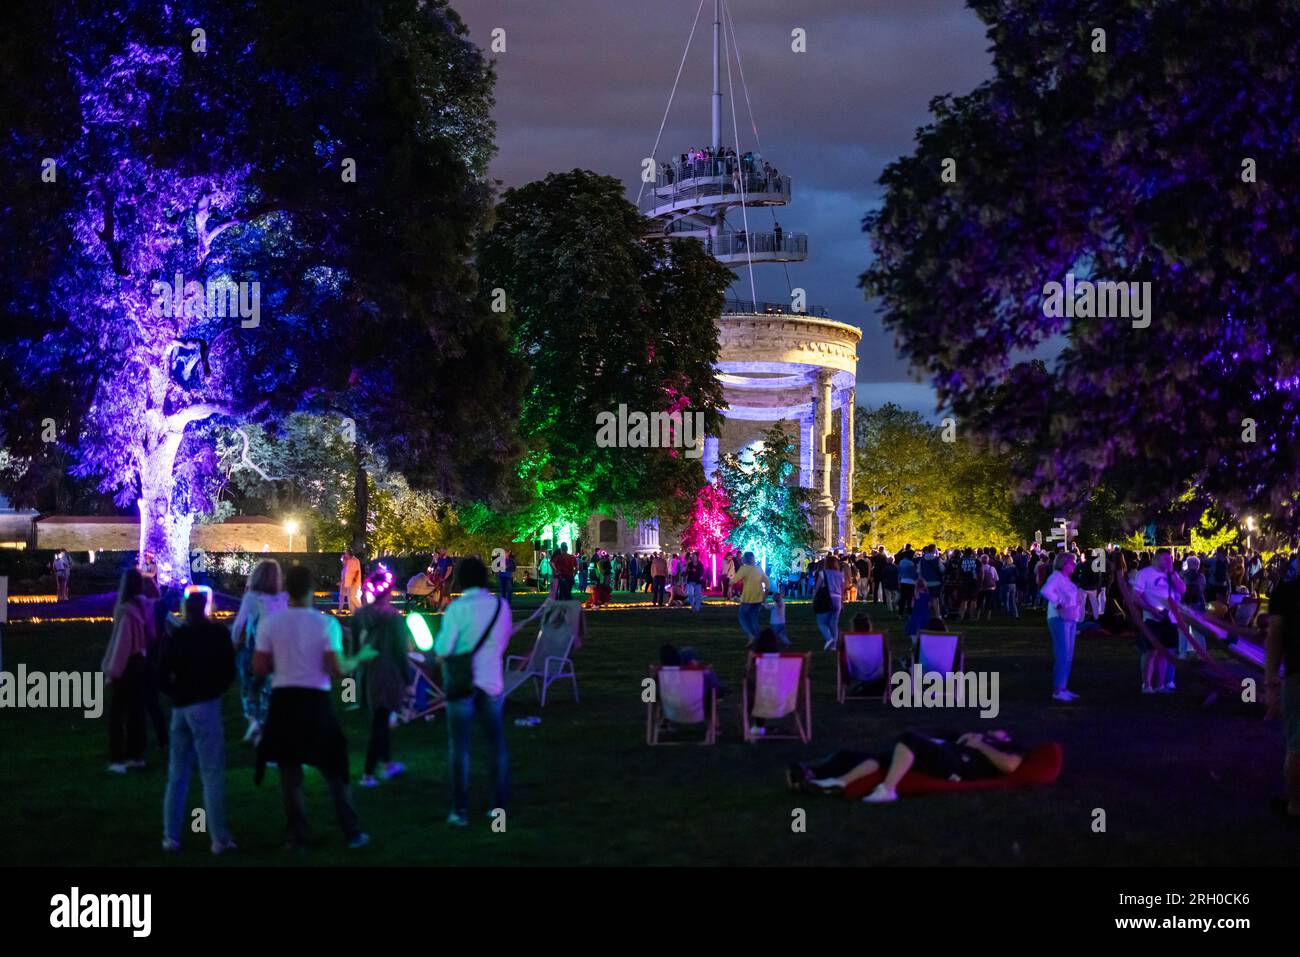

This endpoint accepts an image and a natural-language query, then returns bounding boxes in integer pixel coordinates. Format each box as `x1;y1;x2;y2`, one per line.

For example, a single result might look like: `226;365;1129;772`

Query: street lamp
284;518;300;553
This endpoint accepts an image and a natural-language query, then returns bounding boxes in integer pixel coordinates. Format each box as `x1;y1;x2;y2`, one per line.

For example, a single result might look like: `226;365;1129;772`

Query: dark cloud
455;0;993;402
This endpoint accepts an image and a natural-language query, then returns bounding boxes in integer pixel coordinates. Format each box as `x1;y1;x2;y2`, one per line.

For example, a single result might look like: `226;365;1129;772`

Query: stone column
798;410;814;488
838;387;855;549
810;369;836;551
702;435;720;482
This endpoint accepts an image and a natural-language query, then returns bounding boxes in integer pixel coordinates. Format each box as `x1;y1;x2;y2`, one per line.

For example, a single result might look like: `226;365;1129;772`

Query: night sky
455;0;994;416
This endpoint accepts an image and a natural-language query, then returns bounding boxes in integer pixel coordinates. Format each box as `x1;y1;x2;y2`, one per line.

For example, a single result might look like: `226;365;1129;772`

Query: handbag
441;597;503;700
813;571;833;613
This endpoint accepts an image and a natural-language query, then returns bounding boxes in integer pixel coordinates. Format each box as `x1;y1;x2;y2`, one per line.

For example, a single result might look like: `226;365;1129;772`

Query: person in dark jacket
354;567;415;788
159;589;237;854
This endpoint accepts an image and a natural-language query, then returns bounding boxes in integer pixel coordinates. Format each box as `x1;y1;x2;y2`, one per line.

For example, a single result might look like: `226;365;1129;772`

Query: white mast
711;0;721;151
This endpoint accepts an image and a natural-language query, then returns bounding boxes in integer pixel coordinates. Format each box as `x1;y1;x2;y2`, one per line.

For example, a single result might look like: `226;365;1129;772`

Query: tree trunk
351;441;368;558
138;432;193;586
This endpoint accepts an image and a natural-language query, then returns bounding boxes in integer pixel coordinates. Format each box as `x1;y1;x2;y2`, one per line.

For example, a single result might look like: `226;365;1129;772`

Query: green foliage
478;169;735;536
720;424;812;572
853;404;1018;550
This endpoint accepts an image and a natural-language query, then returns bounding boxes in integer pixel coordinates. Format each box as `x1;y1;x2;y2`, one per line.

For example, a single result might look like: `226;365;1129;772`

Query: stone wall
34;517;291;552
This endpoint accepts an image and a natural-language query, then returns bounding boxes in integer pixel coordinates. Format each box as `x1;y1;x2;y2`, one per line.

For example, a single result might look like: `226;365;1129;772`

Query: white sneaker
381;762;406;779
161;837;180;852
107;763;129;775
211;839;238;856
1141;685;1156;695
748;725;766;737
359;775;380;788
1052;690;1072;702
862;784;898;804
809;777;843;791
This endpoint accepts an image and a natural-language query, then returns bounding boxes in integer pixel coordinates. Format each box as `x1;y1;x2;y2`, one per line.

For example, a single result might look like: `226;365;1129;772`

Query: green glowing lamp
406;612;434;652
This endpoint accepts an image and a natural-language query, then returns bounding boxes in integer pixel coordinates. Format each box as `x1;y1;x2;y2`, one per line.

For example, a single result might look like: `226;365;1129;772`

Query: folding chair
836;632;892;704
503;620;579;707
399;652;445;723
646;665;717;745
910;631;965;674
742;651;811;743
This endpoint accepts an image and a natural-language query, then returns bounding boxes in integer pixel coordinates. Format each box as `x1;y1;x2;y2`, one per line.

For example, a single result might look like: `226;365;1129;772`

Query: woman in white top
1039;552;1084;701
231;560;288;743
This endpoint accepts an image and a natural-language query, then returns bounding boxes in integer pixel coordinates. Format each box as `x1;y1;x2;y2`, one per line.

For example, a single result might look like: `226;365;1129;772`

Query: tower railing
721;297;829;318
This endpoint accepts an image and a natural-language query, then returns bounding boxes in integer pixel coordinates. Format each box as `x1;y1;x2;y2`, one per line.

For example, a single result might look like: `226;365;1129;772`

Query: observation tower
642;0;860;550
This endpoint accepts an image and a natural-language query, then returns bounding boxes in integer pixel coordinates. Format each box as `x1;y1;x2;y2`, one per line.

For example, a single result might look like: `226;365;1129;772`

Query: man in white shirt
255;565;375;850
1131;548;1186;694
435;557;548;827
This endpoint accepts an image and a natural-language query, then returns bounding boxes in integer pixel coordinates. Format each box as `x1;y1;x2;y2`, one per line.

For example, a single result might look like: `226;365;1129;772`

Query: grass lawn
1;593;1294;866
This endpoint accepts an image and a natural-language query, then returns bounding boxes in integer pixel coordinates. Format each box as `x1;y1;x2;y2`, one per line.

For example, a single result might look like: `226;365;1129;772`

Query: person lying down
786;728;1025;804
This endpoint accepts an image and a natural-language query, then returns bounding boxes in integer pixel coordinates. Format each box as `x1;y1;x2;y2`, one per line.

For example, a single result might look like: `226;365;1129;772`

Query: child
905;579;932;646
767;592;790;647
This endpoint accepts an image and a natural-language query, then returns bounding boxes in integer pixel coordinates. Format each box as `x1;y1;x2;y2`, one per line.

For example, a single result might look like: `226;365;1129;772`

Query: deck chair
742;651;811;743
910;631;964;672
646;665;717;745
836;632;892;703
503;612;580;707
399;652;445;724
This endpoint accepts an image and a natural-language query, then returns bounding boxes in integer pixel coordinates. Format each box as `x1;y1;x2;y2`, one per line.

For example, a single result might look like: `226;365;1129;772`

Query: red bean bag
842;742;1064;798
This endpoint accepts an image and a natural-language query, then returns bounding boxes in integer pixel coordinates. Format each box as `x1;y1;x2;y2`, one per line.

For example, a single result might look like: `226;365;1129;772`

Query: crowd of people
660;145;783;195
93;531;1299;847
101;553;547;853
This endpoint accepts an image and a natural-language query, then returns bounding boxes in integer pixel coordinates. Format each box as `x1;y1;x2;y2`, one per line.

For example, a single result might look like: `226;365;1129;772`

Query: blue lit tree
0;1;517;581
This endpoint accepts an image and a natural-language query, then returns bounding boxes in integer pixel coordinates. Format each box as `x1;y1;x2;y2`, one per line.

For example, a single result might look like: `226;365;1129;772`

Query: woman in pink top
102;568;156;773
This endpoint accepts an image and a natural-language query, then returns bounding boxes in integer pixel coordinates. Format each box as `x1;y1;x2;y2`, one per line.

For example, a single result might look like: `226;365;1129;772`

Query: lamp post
284;518;300;553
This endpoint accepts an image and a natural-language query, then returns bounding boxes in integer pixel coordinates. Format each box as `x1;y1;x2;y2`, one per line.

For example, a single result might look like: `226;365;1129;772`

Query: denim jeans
687;582;702;612
1047;616;1077;692
497;572;513;606
163;697;232;844
446;689;509;816
816;607;841;646
738;602;764;641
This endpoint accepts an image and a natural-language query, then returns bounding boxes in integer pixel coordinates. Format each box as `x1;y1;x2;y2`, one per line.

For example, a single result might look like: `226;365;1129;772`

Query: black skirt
255;687;351;784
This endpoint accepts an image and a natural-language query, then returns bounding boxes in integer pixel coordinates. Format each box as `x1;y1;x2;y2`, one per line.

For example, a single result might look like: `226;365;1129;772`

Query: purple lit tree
862;0;1300;530
0;1;517;582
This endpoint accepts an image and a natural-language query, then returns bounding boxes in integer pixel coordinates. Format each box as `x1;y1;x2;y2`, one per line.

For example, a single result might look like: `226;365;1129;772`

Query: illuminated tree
0;0;514;582
861;0;1300;531
478;170;735;536
720;425;812;573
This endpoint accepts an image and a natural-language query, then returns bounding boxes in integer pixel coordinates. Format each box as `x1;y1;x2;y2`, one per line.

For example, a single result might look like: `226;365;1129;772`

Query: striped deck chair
742;651;811;743
503;618;579;707
646;665;718;745
399;652;445;724
836;632;892;703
